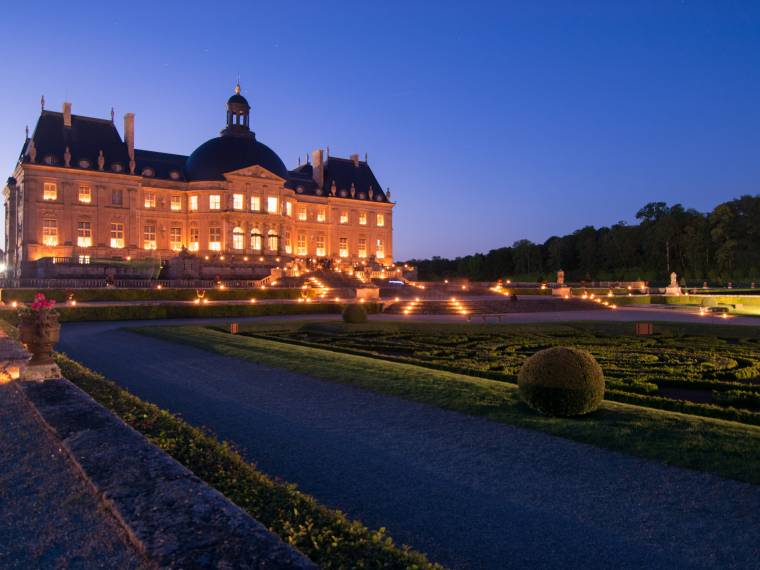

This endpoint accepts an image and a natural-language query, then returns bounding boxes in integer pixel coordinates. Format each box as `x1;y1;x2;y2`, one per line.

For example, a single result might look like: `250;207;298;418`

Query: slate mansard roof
19;108;388;203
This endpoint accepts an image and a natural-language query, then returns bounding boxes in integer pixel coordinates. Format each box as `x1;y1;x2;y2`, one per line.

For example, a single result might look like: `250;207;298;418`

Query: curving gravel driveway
59;319;760;569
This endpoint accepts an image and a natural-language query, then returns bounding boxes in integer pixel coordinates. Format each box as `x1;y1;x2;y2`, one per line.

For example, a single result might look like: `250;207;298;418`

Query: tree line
405;195;760;285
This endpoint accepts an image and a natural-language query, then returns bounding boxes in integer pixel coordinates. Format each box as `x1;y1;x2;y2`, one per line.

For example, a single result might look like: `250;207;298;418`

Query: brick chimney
311;148;324;188
350;153;360;167
124;113;135;160
62;102;72;128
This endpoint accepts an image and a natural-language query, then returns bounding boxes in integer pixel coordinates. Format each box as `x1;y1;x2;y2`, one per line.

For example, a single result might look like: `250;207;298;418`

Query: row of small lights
402;297;421;316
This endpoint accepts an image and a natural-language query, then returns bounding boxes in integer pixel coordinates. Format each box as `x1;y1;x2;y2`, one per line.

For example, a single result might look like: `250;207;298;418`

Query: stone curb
15;377;317;569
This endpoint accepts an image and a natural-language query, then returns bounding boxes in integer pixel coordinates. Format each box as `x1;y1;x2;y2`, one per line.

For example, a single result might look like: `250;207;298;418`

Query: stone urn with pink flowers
18;293;60;365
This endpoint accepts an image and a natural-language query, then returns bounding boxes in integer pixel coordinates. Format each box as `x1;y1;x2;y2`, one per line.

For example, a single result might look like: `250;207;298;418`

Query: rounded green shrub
517;346;605;416
342;303;368;324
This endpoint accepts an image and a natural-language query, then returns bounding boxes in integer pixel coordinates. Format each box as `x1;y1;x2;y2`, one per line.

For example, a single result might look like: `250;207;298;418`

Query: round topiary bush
517;347;605;417
342;303;368;324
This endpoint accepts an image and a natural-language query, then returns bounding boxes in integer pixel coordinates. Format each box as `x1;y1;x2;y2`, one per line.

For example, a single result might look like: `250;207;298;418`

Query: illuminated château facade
4;87;394;278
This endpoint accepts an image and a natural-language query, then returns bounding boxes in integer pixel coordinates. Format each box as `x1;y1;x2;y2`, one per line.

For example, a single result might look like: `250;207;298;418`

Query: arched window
250;229;262;251
232;226;244;250
267;230;279;252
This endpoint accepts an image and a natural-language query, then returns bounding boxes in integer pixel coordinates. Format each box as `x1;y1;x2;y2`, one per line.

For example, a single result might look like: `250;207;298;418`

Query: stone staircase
383;297;609;317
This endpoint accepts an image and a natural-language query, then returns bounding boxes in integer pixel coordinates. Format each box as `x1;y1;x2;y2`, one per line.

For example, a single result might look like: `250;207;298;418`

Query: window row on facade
40;182;386;227
40;218;385;258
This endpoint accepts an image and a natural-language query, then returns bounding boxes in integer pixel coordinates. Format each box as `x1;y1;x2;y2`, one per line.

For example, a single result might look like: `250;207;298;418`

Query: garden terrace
238;321;760;423
134;324;760;485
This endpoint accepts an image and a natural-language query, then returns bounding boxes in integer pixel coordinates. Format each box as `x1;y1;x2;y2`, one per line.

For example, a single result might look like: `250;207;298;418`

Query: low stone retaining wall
15;377;315;569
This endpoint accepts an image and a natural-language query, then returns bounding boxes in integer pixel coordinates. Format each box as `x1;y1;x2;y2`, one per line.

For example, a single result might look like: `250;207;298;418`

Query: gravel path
59;320;760;569
0;383;144;569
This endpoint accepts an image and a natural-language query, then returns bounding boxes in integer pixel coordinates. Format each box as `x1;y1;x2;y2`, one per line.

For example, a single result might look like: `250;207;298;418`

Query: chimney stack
311;148;324;188
124;113;135;160
350;153;360;167
62;102;72;127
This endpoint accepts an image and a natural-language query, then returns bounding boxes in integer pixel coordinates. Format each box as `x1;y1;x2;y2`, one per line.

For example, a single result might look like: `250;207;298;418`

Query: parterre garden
240;321;760;424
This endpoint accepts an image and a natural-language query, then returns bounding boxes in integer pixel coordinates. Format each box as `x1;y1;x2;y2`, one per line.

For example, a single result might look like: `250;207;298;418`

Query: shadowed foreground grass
134;325;760;485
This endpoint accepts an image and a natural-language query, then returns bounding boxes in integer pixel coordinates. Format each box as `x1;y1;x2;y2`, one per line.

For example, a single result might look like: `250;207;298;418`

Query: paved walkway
0;383;143;569
59;318;760;569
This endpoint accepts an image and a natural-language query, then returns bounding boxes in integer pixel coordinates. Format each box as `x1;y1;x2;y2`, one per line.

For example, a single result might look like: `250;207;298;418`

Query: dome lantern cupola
222;83;253;138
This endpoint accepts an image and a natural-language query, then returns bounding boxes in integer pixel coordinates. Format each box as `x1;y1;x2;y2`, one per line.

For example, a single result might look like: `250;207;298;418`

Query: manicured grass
243;320;760;423
2;287;305;303
135;324;760;485
55;354;442;570
0;302;381;324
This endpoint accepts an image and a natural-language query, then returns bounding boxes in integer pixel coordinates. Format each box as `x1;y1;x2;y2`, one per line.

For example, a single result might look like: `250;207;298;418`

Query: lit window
209;195;221;210
251;196;261;211
296;233;307;256
110;222;124;248
78;185;91;204
78;255;91;264
171;195;182;211
376;238;385;259
316;235;326;257
268;230;279;251
209;226;221;250
284;230;292;254
189;227;199;251
43;182;57;201
170;226;182;251
339;237;349;258
250;230;262;251
144;191;156;209
267;196;278;214
359;212;367;226
143;224;156;250
233;193;244;210
112;189;123;206
42;219;58;246
317;208;326;222
285;201;293;217
340;210;349;224
358;238;367;258
376;213;385;227
297;206;307;221
232;227;244;250
77;221;92;247
189;195;198;211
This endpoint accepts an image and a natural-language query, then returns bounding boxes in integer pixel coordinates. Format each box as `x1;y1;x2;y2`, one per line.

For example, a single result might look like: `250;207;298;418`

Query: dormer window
44;155;57;165
111;163;123;172
79;159;91;169
169;170;180;180
142;167;155;177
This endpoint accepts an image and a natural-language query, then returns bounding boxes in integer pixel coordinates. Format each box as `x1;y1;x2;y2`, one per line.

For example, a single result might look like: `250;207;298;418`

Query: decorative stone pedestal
22;362;62;382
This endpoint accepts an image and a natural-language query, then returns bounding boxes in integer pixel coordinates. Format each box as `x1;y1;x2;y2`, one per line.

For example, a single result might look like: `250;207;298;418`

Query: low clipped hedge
55;354;441;569
2;287;303;304
342;304;368;324
517;347;605;416
0;302;383;324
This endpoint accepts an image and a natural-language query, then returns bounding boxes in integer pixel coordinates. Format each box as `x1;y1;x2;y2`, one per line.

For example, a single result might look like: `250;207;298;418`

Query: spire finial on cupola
40;95;45;111
234;83;241;94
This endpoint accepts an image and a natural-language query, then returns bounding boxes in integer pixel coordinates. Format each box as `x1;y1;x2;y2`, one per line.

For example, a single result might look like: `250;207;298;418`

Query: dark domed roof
184;135;288;181
227;93;250;108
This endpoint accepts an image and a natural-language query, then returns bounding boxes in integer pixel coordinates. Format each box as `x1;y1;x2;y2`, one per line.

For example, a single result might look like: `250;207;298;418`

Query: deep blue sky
2;1;759;259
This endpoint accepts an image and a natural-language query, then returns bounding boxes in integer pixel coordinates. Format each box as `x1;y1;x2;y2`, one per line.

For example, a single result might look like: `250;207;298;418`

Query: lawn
237;320;760;423
134;323;760;485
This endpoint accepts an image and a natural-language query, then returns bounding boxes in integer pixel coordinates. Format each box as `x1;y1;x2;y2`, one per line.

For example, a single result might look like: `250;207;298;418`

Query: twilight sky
1;1;759;259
